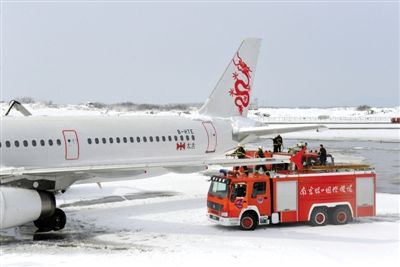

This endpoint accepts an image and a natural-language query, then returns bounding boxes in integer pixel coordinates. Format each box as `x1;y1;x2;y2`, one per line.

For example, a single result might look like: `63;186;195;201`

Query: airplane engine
0;187;55;229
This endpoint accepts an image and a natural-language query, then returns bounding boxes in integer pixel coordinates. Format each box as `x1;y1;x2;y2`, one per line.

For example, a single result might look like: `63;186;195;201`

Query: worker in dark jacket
255;146;267;173
276;135;283;152
318;144;327;165
231;144;249;175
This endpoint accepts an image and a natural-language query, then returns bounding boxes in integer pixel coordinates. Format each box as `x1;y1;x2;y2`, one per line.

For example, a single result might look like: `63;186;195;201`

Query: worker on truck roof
319;144;327;165
255;146;267;174
231;144;249;175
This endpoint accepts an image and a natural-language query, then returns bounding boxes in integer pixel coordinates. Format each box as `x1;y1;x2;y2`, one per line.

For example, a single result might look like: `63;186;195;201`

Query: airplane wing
0;156;290;177
234;124;327;140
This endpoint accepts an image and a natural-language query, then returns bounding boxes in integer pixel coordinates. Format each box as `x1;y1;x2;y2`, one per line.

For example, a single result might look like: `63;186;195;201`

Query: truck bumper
207;213;240;226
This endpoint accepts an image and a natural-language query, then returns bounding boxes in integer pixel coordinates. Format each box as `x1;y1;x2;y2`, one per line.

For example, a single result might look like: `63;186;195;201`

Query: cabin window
156;136;160;142
23;140;28;147
162;136;166;142
102;138;107;144
56;139;62;146
48;139;53;146
116;137;121;143
130;137;134;143
123;137;127;143
180;135;184;141
143;136;147;142
191;135;195;141
109;137;114;144
186;135;190;141
88;138;92;145
40;140;45;146
174;136;178;141
168;136;172;142
32;140;37;147
14;141;20;147
5;141;10;148
137;137;141;143
95;138;99;144
149;136;153;142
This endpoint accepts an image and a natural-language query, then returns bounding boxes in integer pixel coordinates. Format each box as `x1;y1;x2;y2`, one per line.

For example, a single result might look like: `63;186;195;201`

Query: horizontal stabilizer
234;125;327;141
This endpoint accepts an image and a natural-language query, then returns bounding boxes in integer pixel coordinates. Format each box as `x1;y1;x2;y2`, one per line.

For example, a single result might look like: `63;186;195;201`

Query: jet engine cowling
0;187;55;229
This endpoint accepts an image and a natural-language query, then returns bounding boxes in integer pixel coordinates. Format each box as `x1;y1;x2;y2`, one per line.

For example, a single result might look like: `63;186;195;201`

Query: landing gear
34;208;66;232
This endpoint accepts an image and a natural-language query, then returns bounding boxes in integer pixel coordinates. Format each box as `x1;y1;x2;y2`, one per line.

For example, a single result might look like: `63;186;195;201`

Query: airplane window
191;135;195;141
168;136;172;142
137;137;141;143
23;140;28;147
88;138;92;145
123;137;127;143
186;135;190;141
95;138;99;144
0;142;1;148
156;136;160;142
116;137;121;143
48;139;53;146
14;141;20;147
174;136;178;141
109;137;114;144
6;141;10;148
180;135;184;141
102;138;106;144
56;139;61;146
130;137;134;143
149;136;153;142
32;140;37;147
143;136;147;142
40;140;45;146
162;136;166;142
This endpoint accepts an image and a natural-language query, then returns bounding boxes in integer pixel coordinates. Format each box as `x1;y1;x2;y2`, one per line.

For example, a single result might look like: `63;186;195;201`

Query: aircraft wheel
34;208;66;231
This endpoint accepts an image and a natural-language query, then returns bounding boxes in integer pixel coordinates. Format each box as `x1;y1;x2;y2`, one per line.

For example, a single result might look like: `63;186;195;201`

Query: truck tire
310;207;328;226
240;212;258;231
331;206;351;225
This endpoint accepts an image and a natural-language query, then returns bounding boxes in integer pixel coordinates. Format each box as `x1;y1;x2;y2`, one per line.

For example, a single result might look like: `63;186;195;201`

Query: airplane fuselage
1;115;236;170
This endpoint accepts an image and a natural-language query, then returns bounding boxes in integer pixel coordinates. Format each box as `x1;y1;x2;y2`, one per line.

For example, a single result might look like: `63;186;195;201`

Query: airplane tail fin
198;38;261;118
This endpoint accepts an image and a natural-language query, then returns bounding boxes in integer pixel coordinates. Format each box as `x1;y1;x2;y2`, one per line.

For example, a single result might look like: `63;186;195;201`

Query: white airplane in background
0;38;323;232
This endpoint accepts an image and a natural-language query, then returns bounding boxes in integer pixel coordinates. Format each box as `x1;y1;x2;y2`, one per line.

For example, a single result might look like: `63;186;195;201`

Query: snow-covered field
1;104;399;266
1;173;399;266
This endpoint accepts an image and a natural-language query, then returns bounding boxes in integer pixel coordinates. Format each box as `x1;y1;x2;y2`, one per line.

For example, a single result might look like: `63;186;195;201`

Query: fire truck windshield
209;181;229;198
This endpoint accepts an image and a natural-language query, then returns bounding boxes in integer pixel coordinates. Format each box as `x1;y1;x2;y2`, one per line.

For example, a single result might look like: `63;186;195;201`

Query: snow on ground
1;173;399;267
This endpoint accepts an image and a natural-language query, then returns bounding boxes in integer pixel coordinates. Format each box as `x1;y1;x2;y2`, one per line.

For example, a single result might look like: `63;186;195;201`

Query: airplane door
62;130;80;160
202;121;217;153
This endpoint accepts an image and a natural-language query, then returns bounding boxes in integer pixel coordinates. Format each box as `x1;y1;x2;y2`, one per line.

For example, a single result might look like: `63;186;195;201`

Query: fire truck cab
207;169;376;230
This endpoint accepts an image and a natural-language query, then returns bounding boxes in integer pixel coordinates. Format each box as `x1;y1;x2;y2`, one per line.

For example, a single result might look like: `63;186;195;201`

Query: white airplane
0;38;323;231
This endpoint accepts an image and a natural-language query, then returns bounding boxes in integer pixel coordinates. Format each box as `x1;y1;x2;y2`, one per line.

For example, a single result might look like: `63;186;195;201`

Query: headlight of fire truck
220;212;228;217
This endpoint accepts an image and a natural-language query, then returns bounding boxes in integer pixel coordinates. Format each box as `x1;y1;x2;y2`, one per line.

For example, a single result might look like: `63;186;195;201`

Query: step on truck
207;153;376;230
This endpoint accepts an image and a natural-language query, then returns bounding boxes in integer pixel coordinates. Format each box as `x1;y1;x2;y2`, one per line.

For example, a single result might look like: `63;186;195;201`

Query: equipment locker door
202;121;217;153
275;180;298;222
356;177;375;216
62;130;80;160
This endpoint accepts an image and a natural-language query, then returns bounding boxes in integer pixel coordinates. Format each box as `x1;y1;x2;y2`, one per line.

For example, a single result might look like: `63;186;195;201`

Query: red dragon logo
229;52;252;115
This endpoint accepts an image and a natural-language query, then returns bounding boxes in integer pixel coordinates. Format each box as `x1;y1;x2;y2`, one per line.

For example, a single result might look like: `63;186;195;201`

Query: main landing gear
33;191;67;232
34;208;66;232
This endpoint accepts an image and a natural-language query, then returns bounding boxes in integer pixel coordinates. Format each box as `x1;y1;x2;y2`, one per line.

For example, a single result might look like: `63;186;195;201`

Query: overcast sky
0;0;398;107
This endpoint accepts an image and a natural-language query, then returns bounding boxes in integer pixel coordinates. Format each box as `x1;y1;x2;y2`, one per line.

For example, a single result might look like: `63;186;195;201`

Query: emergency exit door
202;121;217;153
62;130;80;160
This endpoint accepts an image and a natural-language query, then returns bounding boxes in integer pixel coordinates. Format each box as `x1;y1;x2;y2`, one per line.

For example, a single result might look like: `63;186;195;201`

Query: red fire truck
207;151;376;230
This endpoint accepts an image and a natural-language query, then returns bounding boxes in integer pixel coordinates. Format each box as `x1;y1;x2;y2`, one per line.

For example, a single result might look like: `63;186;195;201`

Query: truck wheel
310;207;328;226
240;212;258;231
331;207;351;225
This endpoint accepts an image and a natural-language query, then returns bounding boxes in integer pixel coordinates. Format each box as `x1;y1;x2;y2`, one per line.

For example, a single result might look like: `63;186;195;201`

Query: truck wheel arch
308;202;354;221
239;206;261;222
